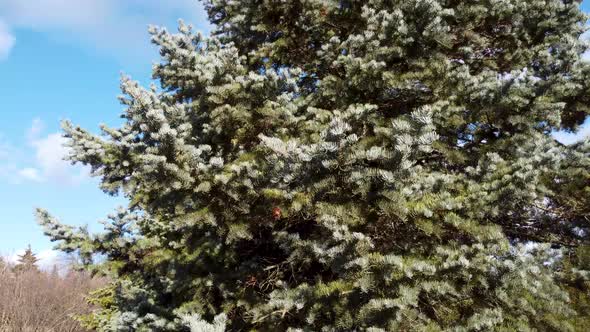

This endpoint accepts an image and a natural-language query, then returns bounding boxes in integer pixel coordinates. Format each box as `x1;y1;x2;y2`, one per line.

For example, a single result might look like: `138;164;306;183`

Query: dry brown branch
0;261;106;332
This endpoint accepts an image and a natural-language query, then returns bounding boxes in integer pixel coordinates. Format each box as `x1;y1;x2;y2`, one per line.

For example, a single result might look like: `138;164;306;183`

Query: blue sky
0;0;211;262
0;1;589;263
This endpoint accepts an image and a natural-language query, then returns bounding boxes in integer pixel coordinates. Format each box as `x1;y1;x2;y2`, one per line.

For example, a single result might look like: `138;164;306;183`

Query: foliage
38;0;590;330
0;261;105;332
76;285;118;331
13;245;39;273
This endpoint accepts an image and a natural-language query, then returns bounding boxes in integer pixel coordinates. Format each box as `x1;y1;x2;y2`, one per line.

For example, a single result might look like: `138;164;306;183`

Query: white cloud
553;121;590;145
29;132;88;185
36;249;63;270
5;248;65;271
18;167;43;182
0;19;15;60
1;0;112;28
14;118;89;185
1;120;89;185
0;0;210;63
33;133;69;176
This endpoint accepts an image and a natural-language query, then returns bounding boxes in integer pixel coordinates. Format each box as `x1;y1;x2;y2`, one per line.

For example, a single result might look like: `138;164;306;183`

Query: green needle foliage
38;0;590;330
13;245;39;273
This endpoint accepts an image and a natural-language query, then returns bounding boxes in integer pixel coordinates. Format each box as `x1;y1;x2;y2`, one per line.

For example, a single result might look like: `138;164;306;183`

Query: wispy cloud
20;119;89;185
0;19;15;60
27;117;44;142
18;167;43;182
0;119;89;185
0;0;209;62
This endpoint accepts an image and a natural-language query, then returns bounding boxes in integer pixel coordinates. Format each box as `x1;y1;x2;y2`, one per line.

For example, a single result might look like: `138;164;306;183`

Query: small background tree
13;245;39;274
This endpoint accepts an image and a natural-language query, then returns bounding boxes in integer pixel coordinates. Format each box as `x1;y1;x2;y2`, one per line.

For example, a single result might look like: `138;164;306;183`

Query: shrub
0;261;105;332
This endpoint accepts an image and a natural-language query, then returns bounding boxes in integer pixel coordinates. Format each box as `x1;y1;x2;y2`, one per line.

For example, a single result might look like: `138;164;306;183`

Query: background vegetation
0;249;106;332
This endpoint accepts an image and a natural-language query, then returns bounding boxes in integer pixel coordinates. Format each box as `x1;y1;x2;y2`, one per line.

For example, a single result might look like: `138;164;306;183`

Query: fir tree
38;0;590;330
14;245;39;273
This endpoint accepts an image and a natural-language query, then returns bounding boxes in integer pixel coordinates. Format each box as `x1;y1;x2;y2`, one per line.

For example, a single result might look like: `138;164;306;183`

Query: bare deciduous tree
0;261;105;332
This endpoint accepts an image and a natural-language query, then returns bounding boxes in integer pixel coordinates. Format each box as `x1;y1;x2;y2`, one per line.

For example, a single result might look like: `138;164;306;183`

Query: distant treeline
0;247;106;332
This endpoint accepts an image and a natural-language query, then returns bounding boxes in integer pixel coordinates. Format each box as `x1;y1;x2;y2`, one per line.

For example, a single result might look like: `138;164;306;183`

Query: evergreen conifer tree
38;0;590;330
14;245;39;273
